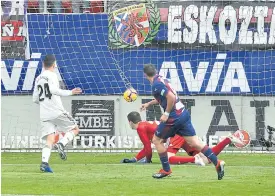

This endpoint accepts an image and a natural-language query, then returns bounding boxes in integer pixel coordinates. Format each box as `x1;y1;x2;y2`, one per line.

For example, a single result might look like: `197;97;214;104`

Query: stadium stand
27;0;104;13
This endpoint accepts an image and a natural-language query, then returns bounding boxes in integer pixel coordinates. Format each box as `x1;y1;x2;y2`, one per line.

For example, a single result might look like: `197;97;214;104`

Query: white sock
42;147;51;163
59;131;75;146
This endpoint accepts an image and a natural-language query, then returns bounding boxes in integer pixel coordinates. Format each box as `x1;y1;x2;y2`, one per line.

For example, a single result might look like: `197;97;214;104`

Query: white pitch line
2;163;275;169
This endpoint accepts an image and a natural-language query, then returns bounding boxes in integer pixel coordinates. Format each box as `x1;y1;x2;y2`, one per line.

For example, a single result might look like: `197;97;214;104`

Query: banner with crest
108;0;275;51
109;1;160;49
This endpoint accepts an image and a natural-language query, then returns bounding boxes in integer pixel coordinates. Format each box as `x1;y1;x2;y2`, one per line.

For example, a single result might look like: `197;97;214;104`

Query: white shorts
40;113;77;140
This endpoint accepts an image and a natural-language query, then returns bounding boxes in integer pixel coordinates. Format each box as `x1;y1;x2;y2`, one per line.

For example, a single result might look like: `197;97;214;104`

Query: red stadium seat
27;0;104;13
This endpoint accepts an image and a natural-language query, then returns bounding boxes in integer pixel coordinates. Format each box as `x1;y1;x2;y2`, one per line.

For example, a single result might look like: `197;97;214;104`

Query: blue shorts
155;109;196;139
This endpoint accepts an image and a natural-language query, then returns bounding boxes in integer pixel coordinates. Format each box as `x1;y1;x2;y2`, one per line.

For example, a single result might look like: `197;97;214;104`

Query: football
233;130;251;148
123;88;138;102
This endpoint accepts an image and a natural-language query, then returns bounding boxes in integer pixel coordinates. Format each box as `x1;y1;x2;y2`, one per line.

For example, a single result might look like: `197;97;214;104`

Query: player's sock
42;146;51;163
58;131;75;146
159;152;170;172
169;156;195;164
211;138;231;156
201;145;218;166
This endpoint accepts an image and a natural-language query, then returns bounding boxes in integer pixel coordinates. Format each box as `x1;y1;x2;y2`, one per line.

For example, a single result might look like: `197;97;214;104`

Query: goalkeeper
121;111;243;165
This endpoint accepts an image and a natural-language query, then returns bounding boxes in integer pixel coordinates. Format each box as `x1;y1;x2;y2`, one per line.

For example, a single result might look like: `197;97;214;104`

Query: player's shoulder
137;121;146;129
44;70;58;81
137;121;151;132
152;77;165;87
152;76;160;84
138;121;158;130
35;70;56;83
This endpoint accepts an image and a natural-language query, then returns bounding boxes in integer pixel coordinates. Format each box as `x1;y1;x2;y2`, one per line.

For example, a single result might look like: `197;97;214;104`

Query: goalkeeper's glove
120;158;137;163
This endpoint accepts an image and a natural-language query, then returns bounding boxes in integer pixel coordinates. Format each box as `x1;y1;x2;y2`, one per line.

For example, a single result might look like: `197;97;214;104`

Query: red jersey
135;121;158;161
168;135;199;156
135;121;199;160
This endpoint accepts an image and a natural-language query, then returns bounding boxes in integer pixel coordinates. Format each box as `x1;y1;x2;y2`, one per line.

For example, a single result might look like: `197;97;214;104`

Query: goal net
1;0;275;153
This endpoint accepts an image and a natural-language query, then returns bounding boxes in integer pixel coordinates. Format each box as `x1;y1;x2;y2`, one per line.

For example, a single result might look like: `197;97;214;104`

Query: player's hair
143;64;157;77
127;111;142;124
43;54;56;68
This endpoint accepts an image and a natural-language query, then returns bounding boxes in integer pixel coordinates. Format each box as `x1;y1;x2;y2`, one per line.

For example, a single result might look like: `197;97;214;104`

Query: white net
1;0;275;153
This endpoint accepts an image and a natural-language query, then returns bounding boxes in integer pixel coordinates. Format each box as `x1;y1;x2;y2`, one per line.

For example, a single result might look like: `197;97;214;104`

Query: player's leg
40;121;56;172
167;147;195;164
197;153;211;164
211;134;244;156
179;110;225;180
167;135;204;165
53;113;79;160
196;134;244;165
168;149;205;166
152;123;172;179
183;135;225;180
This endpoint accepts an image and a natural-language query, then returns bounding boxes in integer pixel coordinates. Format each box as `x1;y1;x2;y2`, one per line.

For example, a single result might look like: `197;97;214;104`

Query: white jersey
33;70;72;121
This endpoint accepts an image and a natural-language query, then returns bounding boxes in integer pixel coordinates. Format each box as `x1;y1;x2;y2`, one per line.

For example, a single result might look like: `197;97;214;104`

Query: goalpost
1;0;275;153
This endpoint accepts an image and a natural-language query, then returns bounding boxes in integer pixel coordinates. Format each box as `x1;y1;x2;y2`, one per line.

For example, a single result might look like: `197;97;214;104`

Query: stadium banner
1;95;274;149
1;0;30;60
1;13;275;95
72;100;115;136
108;0;275;50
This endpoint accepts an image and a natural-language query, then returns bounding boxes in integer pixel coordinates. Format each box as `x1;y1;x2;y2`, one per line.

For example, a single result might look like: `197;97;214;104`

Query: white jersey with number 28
33;70;72;121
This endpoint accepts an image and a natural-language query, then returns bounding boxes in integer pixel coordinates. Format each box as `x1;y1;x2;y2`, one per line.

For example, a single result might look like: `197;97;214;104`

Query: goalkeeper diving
33;54;82;173
121;111;244;165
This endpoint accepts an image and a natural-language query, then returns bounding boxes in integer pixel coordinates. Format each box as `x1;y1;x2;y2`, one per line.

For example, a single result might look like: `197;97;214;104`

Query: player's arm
32;81;39;104
135;129;152;162
156;83;175;117
121;127;152;164
164;91;175;114
48;76;81;96
147;99;158;105
140;99;158;111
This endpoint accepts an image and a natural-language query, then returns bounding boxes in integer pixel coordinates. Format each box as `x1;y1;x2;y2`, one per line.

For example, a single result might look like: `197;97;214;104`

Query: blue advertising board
1;14;275;95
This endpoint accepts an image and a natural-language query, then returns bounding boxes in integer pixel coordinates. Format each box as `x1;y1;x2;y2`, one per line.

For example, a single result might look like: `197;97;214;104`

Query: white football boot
194;154;206;166
227;133;244;145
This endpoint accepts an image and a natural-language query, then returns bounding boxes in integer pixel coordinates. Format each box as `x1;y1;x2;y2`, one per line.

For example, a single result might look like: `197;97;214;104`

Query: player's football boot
54;142;67;160
227;134;244;145
40;162;53;173
194;154;206;166
216;160;225;180
152;169;172;179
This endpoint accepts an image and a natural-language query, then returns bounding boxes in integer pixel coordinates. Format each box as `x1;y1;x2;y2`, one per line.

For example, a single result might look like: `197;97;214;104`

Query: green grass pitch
2;153;275;196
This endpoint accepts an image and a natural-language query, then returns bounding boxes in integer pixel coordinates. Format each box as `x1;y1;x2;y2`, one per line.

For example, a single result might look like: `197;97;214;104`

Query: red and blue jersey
152;75;185;118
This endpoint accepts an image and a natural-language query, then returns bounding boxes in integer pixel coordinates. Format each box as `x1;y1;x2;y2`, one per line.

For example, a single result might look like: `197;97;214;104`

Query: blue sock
159;152;170;172
201;145;218;166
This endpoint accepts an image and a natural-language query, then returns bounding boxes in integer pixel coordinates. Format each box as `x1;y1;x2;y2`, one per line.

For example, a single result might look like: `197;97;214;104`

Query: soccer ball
233;130;251;148
54;131;65;144
123;88;138;102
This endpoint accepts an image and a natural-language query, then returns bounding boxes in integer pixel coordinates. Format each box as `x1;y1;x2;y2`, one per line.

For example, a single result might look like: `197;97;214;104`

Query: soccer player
142;64;225;179
33;54;82;173
121;112;155;164
121;111;243;166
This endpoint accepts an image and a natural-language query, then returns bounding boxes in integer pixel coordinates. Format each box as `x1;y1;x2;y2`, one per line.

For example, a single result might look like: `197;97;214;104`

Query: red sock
211;138;231;156
169;156;195;164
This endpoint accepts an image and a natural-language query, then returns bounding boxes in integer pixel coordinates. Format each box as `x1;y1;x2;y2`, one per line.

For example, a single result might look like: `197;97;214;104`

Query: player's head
143;64;157;82
43;54;56;70
127;111;142;130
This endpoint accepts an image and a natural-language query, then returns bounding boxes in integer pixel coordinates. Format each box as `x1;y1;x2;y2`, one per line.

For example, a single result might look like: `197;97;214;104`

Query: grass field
2;152;275;196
